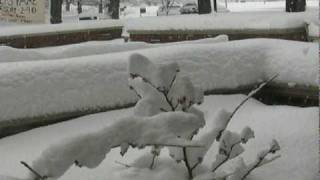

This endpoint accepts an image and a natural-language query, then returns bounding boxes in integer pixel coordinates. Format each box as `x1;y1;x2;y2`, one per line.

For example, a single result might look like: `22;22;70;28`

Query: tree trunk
77;0;82;14
213;0;217;12
286;0;306;12
50;0;63;24
66;0;71;12
99;0;103;13
108;0;120;19
198;0;212;14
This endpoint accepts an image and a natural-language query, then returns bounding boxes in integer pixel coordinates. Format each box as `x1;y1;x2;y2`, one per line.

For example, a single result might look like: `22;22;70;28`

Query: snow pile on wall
0;35;228;63
0;39;317;121
0;19;123;38
126;10;317;31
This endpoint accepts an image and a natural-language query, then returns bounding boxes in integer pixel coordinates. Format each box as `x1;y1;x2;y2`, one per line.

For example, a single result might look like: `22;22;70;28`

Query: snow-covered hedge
0;39;317;122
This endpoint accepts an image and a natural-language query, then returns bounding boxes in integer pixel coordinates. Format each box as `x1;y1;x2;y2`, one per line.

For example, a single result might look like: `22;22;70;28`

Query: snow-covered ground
0;95;317;180
0;38;317;121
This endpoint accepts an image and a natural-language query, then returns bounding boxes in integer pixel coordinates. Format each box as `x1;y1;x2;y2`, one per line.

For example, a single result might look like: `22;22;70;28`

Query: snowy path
0;95;317;180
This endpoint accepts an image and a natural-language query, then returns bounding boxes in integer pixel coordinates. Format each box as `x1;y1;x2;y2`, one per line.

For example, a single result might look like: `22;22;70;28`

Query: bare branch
20;161;47;180
129;85;142;99
183;147;193;179
149;154;157;169
211;140;242;172
216;74;279;140
115;160;132;168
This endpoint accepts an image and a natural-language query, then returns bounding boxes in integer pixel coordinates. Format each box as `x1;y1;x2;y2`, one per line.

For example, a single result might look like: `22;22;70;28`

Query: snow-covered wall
0;35;229;63
0;20;123;38
126;10;318;32
0;39;317;122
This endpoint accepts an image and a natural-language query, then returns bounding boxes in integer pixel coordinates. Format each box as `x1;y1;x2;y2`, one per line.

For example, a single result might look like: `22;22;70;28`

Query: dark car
180;3;198;14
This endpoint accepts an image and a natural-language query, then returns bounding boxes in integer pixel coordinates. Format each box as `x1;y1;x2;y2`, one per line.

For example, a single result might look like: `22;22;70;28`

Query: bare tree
50;0;63;24
198;0;212;14
107;0;120;19
65;0;71;12
161;0;175;15
77;0;82;14
286;0;306;12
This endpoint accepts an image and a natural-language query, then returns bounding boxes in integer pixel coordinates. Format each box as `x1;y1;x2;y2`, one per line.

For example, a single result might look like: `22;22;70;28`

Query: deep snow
0;38;317;121
0;95;317;180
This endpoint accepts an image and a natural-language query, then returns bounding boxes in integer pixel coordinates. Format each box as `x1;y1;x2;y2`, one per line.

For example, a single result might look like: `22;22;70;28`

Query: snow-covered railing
0;38;317;138
0;20;124;48
126;11;318;42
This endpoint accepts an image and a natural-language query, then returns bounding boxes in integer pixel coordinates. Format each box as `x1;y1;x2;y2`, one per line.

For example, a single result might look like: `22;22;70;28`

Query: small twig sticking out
115;160;132;168
241;150;280;179
149;154;157;169
211;139;242;172
129;85;142;99
216;74;279;140
20;161;47;180
183;147;193;180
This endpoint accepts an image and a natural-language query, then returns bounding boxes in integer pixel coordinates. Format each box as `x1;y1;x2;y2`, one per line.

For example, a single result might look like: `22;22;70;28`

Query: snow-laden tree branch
24;111;205;179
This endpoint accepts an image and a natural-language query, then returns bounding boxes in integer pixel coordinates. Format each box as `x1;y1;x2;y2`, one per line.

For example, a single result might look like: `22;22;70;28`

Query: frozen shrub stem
217;73;279;140
20;161;47;180
211;139;242;172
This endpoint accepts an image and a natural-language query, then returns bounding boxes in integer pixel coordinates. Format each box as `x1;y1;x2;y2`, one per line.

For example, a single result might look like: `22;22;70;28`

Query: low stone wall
0;27;123;48
129;27;307;43
0;83;317;139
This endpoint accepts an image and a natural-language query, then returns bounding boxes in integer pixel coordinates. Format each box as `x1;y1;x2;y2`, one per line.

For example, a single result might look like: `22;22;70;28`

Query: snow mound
29;111;204;179
0;39;317;121
0;35;228;63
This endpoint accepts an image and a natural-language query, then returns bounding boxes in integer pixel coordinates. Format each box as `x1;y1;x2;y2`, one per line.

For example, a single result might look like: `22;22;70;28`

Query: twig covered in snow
240;140;281;180
225;139;281;180
128;53;205;171
26;111;204;179
216;74;279;141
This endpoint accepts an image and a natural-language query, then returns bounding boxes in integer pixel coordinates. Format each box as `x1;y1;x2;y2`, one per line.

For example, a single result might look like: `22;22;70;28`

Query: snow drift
0;39;317;121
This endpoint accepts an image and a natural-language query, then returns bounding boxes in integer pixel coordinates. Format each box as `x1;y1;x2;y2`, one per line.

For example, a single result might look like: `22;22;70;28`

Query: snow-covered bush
127;53;281;180
19;53;280;180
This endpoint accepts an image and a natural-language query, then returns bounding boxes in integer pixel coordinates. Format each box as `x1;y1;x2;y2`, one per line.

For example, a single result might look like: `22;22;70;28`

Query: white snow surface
0;20;123;38
126;10;318;31
0;95;317;180
0;35;228;63
306;21;320;37
0;38;317;121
